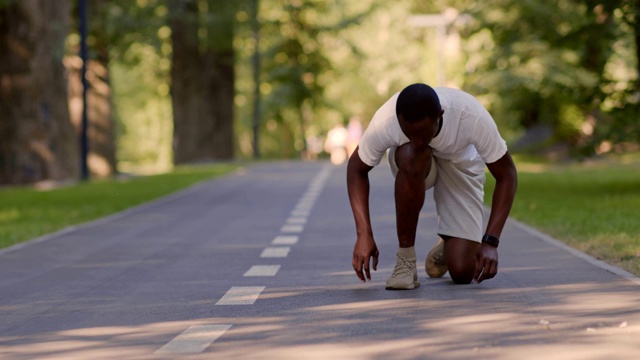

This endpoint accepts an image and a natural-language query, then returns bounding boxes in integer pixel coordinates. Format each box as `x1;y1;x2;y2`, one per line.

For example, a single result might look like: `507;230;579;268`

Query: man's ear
439;109;445;117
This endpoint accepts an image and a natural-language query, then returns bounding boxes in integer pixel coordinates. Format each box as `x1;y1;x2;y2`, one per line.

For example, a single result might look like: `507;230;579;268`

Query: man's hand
352;236;379;282
473;243;498;283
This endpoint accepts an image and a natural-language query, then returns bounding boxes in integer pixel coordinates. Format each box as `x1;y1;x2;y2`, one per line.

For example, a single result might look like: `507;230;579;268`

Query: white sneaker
386;251;420;290
425;238;448;278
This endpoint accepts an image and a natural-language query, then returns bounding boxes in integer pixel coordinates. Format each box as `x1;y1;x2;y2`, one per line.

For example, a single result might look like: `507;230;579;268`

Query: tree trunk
169;0;235;164
207;0;235;160
169;0;204;164
0;0;78;185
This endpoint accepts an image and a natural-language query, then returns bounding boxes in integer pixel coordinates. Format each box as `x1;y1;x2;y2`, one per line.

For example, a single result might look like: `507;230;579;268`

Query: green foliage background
96;0;638;166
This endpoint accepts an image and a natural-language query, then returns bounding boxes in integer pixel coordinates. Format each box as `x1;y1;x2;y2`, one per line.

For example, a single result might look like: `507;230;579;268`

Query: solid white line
154;325;232;354
244;265;281;276
216;286;266;305
272;235;299;245
261;246;291;258
508;217;640;287
281;224;304;233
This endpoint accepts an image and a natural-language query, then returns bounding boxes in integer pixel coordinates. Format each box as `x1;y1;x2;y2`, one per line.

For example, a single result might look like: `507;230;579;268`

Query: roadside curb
508;217;640;287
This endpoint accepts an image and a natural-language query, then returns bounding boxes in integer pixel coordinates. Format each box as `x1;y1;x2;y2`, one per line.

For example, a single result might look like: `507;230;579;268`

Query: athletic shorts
387;147;486;243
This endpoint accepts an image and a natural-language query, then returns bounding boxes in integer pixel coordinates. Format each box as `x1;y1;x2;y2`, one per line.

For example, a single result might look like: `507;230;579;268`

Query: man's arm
474;151;518;283
346;146;378;282
485;151;518;238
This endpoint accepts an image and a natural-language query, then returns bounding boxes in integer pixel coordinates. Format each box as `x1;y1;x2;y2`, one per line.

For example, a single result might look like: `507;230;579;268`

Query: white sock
398;246;416;259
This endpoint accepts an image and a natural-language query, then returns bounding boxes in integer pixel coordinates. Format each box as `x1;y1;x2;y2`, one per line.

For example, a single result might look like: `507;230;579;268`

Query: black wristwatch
482;234;500;248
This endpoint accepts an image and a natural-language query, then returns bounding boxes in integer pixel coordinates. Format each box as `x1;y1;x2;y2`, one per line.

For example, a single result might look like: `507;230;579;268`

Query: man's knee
394;143;432;179
448;263;474;284
443;236;478;284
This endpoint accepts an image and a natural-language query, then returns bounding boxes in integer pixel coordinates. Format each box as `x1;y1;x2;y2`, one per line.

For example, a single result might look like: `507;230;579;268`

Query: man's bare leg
385;143;431;290
394;143;431;247
441;235;479;284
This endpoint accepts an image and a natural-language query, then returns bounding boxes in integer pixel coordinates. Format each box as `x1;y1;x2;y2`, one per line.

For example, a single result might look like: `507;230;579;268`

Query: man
346;83;517;289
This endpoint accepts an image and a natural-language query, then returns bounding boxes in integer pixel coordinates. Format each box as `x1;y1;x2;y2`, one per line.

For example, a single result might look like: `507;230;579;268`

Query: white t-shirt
357;87;507;167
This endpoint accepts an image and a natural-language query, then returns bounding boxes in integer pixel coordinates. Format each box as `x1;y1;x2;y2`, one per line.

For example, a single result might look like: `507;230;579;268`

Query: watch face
482;235;499;247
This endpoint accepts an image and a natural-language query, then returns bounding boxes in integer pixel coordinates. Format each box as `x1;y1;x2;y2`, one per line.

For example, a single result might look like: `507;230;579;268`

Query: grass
485;153;640;276
0;163;239;250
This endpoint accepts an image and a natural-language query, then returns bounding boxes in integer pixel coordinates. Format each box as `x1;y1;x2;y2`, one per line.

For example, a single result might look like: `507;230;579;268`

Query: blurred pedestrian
325;123;348;165
346;117;363;157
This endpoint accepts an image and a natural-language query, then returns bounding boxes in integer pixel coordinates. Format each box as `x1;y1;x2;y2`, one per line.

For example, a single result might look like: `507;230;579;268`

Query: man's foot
385;250;420;290
426;238;448;278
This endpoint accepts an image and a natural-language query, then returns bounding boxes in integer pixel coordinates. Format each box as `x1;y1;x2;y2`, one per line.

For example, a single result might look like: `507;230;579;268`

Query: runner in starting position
347;83;517;289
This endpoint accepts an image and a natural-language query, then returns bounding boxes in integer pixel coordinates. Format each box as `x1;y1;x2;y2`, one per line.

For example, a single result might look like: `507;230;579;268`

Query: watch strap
482;234;500;248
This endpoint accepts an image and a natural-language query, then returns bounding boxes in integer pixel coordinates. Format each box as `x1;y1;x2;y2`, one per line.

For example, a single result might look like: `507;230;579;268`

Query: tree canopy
1;0;638;183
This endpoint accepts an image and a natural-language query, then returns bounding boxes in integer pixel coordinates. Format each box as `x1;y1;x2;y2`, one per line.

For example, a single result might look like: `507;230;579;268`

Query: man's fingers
353;256;365;282
364;260;371;280
476;260;498;283
361;253;371;280
473;256;484;282
355;267;365;282
353;250;378;282
487;261;498;279
476;268;487;283
372;251;379;271
475;256;490;283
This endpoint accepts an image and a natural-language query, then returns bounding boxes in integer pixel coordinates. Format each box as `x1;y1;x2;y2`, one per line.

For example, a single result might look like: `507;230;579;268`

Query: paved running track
0;161;639;359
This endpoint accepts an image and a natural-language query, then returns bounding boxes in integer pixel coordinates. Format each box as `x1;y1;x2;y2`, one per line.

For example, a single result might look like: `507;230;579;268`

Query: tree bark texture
0;0;78;184
169;0;235;164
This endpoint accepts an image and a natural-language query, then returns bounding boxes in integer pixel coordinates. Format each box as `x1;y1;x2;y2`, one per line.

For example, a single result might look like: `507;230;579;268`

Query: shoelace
392;257;415;277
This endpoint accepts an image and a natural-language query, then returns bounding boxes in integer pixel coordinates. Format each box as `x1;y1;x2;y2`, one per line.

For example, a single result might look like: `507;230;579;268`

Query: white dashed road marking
272;235;299;245
291;210;311;217
260;246;291;258
154;325;232;354
216;286;266;305
281;224;304;233
286;217;307;224
164;165;334;353
244;265;281;276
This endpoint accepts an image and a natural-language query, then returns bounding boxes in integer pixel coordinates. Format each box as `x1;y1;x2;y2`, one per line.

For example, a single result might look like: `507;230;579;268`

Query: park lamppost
408;10;467;87
79;0;89;181
251;0;260;159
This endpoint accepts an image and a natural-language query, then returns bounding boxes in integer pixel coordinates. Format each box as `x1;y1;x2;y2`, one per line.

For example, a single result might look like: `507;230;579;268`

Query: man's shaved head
396;83;441;124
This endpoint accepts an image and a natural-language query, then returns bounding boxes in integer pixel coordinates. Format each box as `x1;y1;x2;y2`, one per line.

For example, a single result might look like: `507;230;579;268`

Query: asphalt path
0;161;639;359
